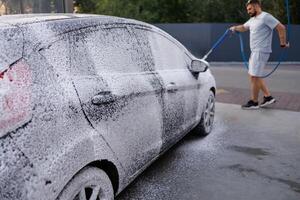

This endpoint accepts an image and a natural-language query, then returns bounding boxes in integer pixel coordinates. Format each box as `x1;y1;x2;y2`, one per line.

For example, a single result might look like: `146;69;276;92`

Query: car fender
22;127;125;200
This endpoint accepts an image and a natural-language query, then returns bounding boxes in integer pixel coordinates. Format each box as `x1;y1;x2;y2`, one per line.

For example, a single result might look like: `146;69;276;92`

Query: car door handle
166;82;178;93
92;91;117;105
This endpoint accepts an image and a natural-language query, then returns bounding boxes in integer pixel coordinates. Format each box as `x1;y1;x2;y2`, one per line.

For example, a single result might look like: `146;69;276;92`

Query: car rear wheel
57;167;114;200
194;91;215;136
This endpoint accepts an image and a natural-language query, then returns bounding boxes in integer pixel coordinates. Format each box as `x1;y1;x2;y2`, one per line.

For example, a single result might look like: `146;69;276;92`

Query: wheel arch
87;160;119;195
210;87;216;96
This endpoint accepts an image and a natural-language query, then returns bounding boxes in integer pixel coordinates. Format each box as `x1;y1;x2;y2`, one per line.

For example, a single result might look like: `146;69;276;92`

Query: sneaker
241;100;259;110
260;96;276;107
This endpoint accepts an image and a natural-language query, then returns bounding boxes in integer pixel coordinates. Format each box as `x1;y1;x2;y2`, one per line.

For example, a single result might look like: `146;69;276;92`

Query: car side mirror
189;59;209;73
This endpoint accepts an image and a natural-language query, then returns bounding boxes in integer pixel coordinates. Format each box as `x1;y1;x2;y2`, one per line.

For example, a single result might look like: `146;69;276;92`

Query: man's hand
229;26;236;33
280;42;290;48
229;25;248;33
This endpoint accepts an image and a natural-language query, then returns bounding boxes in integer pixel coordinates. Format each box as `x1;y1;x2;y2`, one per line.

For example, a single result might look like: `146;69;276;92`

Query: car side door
69;25;163;178
134;28;200;151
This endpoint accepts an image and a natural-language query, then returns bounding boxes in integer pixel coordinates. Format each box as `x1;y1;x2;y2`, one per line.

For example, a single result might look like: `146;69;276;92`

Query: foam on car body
0;24;23;70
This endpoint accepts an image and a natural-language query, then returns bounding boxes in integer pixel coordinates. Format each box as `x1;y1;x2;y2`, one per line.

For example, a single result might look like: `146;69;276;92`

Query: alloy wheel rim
74;185;104;200
204;94;215;133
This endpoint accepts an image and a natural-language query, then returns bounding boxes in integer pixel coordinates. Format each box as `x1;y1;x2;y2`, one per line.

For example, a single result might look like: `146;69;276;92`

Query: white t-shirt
244;12;279;53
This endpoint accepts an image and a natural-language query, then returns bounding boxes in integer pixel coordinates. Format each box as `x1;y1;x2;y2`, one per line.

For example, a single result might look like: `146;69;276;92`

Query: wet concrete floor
117;103;300;200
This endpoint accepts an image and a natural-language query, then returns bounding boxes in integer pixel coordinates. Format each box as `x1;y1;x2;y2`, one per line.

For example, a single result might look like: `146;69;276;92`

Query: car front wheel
57;167;114;200
194;90;215;136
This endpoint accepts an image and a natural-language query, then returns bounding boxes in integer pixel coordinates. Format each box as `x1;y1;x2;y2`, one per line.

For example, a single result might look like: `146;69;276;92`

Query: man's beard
249;11;257;17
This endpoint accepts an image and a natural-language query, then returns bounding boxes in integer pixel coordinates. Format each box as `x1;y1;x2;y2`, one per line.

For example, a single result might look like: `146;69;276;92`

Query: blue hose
237;32;288;78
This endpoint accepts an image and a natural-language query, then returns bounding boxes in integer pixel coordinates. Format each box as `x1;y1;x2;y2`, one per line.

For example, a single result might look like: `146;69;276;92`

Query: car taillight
0;60;32;137
0;71;4;79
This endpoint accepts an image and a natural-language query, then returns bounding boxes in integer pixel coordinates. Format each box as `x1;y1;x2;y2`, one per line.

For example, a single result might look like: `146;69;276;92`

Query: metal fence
155;23;300;62
0;0;73;15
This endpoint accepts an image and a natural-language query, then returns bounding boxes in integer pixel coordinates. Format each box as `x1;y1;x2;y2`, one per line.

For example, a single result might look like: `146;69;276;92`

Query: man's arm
229;25;248;33
275;23;289;48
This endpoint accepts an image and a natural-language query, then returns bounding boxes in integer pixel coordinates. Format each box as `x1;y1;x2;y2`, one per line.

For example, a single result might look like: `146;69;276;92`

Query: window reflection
0;0;70;15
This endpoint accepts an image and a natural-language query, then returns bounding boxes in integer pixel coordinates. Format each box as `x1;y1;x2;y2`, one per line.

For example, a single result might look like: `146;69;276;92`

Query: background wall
155;23;299;62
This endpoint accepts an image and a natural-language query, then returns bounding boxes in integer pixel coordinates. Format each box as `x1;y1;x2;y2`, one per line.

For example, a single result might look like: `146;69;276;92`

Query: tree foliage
75;0;299;24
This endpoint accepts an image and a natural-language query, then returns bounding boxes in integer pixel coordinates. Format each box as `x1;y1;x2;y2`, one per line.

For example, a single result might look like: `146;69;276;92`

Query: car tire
194;90;215;136
57;167;114;200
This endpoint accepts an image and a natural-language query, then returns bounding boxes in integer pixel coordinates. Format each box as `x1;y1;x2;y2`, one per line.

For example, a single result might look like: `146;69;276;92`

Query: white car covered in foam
0;14;216;200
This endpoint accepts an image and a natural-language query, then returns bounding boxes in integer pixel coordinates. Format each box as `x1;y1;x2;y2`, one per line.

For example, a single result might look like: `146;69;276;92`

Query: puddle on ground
222;164;300;194
228;145;271;158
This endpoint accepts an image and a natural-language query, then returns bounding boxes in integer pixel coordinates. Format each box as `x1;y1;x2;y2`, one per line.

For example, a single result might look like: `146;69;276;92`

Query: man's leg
258;78;271;97
242;52;263;109
259;78;276;107
250;75;260;102
242;75;260;109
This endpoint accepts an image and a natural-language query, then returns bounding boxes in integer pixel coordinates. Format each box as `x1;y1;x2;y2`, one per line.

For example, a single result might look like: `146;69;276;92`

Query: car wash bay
116;64;300;200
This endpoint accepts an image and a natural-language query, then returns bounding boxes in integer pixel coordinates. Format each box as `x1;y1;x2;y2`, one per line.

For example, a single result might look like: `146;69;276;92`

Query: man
230;0;289;109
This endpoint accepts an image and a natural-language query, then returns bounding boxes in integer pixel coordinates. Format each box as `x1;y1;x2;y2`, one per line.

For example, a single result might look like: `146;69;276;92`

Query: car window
142;30;190;71
69;26;144;75
69;29;98;76
131;27;156;72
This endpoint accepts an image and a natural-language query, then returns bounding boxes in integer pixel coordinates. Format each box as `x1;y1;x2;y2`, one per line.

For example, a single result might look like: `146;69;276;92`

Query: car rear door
69;25;163;177
134;28;200;151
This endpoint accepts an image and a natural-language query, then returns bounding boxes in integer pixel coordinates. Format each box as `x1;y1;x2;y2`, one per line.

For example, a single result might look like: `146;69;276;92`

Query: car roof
1;14;188;43
0;14;75;25
0;14;149;27
0;14;195;61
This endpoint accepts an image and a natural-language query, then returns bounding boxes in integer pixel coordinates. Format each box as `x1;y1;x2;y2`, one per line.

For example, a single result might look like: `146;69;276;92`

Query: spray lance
202;29;231;61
